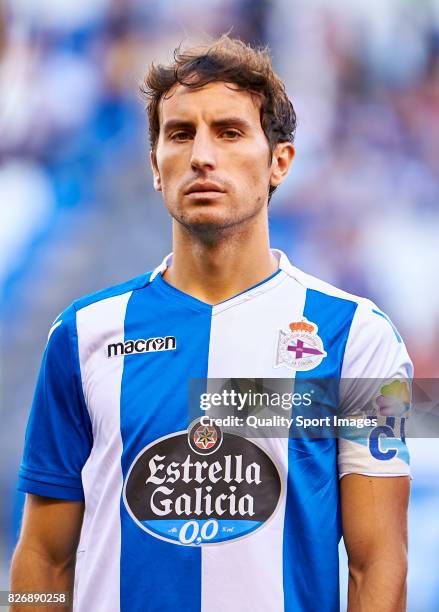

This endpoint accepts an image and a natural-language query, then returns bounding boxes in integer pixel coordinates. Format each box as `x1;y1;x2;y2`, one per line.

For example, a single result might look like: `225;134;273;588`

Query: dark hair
139;34;296;199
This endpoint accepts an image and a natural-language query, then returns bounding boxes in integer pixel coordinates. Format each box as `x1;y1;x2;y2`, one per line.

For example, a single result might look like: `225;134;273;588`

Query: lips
184;181;225;195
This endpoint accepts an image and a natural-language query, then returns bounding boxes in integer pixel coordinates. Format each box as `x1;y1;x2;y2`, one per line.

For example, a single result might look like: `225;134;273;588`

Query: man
11;35;411;611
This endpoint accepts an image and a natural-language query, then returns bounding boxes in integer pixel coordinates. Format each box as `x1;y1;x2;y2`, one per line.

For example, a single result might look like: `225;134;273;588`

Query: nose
190;129;216;172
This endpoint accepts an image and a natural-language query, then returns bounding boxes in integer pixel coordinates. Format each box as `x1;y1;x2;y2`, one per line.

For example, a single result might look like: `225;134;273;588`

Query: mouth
184;182;226;198
185;191;225;202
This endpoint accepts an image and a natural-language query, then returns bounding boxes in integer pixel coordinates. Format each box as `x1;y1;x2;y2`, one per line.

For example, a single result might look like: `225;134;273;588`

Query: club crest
276;319;326;371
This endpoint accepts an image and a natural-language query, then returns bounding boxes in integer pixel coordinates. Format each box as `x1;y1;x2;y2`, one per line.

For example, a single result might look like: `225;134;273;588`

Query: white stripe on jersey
75;293;132;612
201;273;307;612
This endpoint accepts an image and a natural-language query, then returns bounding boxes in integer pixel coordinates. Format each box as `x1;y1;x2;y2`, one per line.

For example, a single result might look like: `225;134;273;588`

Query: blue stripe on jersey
17;304;93;501
119;277;212;612
283;289;357;612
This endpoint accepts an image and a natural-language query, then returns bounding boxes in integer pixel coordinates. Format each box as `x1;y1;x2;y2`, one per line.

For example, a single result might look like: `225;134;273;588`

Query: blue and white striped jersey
18;249;412;612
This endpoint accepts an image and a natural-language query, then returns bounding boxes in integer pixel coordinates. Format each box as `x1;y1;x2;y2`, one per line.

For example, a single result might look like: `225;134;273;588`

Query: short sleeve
17;305;93;500
337;302;413;478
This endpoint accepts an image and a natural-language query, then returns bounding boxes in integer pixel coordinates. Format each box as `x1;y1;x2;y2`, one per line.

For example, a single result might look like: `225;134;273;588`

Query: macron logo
107;336;176;358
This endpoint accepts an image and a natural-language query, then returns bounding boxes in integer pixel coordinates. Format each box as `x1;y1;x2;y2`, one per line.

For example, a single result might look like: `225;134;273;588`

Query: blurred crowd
1;0;439;375
270;0;439;376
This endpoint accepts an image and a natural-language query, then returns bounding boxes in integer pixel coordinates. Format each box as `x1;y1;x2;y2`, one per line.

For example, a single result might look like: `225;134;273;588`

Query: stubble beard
169;196;267;246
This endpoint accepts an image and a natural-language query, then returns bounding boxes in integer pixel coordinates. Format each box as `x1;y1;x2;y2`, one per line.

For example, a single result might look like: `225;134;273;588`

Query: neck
163;213;278;305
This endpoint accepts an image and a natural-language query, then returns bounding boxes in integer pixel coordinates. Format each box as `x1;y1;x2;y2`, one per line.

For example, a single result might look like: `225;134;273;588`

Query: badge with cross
275;319;327;371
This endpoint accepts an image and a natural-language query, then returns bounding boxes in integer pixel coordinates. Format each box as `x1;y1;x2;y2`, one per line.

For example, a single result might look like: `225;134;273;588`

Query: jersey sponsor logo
123;420;282;546
275;318;326;371
107;336;176;357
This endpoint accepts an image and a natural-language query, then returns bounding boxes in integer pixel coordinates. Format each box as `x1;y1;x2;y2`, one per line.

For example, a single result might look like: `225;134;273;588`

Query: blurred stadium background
1;0;438;609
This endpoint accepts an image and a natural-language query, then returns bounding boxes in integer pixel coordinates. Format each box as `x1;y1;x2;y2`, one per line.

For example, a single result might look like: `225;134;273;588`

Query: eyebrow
162;117;253;134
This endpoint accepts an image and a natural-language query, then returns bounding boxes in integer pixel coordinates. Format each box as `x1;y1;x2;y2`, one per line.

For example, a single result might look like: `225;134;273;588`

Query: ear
269;142;295;188
150;150;162;192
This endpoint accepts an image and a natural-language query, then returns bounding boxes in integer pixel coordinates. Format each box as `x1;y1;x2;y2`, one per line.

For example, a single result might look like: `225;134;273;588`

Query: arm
10;494;84;611
340;474;409;612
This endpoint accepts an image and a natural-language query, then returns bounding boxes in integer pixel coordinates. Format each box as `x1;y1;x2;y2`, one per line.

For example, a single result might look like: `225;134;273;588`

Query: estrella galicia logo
123;420;282;546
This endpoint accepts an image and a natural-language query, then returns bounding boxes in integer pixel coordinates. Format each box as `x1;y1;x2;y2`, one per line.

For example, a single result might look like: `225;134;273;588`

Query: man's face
151;81;288;237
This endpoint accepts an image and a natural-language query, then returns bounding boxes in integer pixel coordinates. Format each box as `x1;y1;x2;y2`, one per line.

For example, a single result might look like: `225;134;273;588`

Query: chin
174;208;245;238
173;203;234;226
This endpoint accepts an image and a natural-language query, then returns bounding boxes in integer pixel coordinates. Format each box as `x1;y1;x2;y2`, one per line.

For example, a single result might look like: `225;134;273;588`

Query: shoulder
278;249;370;312
46;272;153;340
288;264;370;308
287;263;400;338
72;272;153;313
287;271;413;377
282;260;412;377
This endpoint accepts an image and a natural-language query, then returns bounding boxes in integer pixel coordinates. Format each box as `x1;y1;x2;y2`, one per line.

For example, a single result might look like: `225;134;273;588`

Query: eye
221;129;242;140
171;131;192;141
